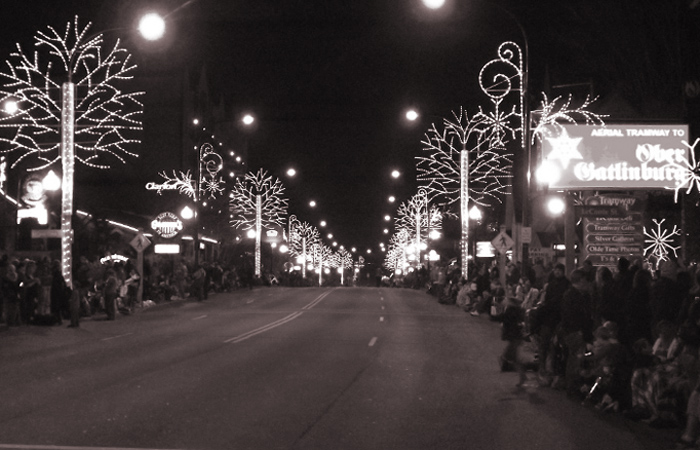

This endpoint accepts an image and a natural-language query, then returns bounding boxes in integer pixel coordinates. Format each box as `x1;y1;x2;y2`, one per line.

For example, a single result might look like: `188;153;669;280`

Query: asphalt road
0;287;680;450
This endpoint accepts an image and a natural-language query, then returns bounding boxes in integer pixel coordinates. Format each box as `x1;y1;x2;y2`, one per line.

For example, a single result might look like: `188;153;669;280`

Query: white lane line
192;314;207;321
381;305;385;310
0;444;184;450
379;317;384;322
368;337;378;347
225;289;335;344
246;299;255;304
101;333;133;341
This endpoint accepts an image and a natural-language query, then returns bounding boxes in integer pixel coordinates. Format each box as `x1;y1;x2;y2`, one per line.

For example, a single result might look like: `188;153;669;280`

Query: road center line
225;289;335;344
101;333;133;341
368;337;377;347
379;316;384;322
192;315;207;320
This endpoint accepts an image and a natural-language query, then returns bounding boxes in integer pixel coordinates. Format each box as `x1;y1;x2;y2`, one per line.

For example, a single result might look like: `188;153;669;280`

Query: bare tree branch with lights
288;219;320;279
394;189;443;268
229;168;288;277
0;16;143;287
0;17;143;170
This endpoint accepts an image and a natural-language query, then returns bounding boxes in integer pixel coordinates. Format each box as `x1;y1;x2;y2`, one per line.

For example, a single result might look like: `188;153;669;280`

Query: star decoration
545;128;584;169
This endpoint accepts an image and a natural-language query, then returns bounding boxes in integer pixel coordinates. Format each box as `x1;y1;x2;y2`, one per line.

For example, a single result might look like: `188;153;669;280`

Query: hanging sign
151;212;183;238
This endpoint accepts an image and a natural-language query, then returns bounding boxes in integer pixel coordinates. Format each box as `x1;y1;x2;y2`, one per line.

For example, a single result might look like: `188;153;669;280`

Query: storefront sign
541;124;689;190
583;194;645;267
151;212;183;238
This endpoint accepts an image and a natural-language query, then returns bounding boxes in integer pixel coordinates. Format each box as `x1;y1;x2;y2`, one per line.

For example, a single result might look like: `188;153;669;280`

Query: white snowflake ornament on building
643;218;681;263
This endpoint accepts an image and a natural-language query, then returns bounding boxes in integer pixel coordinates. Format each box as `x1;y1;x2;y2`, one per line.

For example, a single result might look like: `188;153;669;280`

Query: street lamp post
421;0;531;270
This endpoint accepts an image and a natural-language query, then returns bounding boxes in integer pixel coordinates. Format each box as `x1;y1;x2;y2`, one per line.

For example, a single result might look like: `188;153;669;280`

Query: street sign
130;232;151;252
491;231;514;254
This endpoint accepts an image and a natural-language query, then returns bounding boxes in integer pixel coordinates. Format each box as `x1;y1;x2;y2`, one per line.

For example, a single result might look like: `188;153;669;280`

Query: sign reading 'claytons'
151;212;183;239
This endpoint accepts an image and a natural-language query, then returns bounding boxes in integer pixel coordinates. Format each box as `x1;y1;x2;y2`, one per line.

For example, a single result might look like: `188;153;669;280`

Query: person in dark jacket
649;259;684;334
560;269;595;396
501;296;527;387
533;263;570;385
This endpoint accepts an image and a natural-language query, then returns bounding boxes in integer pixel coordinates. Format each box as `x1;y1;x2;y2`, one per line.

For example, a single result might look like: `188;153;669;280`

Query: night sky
1;0;698;259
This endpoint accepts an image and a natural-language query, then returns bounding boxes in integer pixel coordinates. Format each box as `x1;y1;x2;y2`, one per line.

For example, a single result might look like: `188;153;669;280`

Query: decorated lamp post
229;169;288;277
155;142;225;266
0;17;145;288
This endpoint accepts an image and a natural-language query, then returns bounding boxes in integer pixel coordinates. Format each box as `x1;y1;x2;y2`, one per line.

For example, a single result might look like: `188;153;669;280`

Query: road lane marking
379;317;384;322
192;315;207;320
225;289;335;344
381;305;385;310
368;337;377;347
101;333;133;341
224;312;303;343
301;289;333;310
246;299;255;304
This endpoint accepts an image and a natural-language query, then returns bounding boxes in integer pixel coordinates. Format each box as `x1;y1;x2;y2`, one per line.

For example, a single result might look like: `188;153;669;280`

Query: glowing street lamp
138;13;166;41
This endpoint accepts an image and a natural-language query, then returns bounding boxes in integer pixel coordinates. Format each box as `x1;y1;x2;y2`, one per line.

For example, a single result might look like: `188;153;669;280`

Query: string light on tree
0;16;144;287
229;169;288;277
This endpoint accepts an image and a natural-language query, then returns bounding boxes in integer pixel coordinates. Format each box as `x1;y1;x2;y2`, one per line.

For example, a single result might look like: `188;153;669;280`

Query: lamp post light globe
138;13;166;41
42;170;61;191
242;114;255;126
422;0;446;9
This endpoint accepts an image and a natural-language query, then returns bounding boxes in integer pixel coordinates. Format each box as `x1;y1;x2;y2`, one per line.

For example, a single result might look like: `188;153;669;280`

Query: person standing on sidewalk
501;295;527;387
560;269;595;397
102;268;119;320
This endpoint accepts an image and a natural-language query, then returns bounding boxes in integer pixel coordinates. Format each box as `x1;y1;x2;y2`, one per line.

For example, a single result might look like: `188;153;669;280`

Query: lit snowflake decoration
669;138;700;202
152;143;224;199
643;218;681;262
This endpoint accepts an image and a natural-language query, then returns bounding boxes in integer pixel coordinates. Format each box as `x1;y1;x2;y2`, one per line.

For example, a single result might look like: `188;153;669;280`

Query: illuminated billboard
539;124;690;190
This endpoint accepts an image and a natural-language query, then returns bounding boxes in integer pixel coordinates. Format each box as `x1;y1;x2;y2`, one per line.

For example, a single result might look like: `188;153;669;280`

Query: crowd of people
0;253;265;329
425;256;700;448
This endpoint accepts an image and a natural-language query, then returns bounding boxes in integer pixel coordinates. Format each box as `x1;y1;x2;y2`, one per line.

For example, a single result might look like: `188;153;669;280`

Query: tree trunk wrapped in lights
418;109;512;279
229;169;288;277
0;17;144;288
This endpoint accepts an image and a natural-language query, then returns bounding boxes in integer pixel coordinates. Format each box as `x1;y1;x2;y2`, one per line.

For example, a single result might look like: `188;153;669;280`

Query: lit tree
229;168;288;277
311;242;333;287
0;17;144;287
394;189;443;267
288;218;320;279
331;247;354;286
384;228;411;273
417;109;512;278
